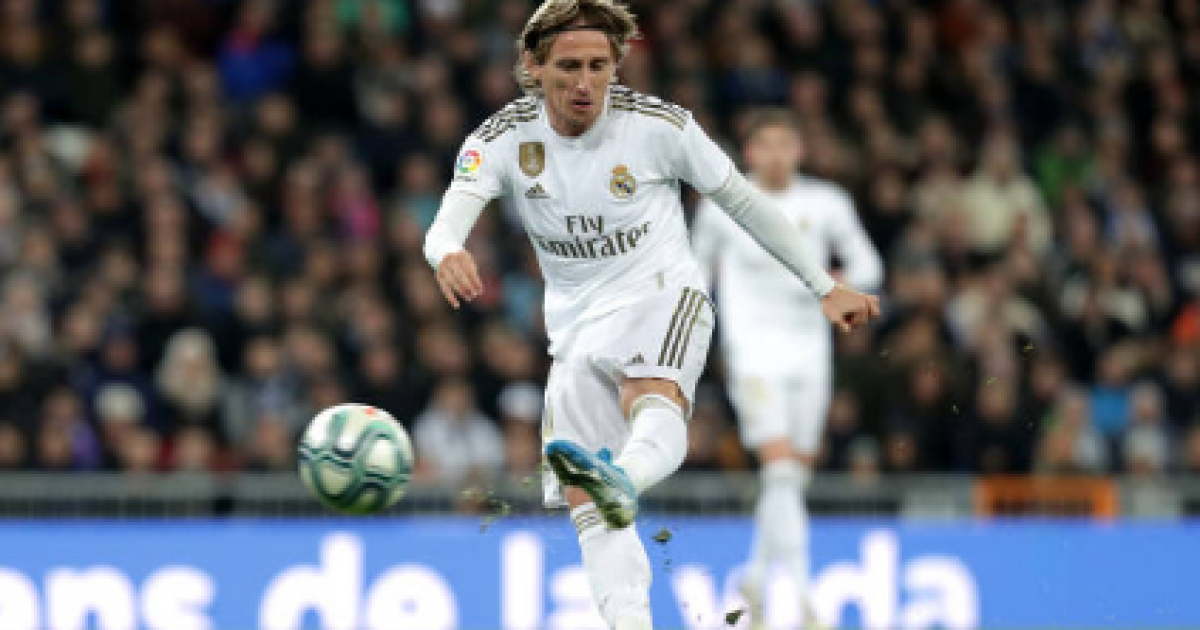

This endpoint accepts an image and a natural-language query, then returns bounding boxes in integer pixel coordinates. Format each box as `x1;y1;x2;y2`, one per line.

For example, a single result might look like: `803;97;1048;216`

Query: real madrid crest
519;142;545;177
610;165;636;199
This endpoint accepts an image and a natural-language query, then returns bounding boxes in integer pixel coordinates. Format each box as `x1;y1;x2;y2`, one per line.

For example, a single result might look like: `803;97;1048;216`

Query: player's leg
789;376;831;629
545;377;689;530
746;438;812;622
613;377;689;493
613;286;713;497
542;359;653;630
549;285;713;527
569;375;695;630
731;377;797;628
566;488;653;630
544;285;713;627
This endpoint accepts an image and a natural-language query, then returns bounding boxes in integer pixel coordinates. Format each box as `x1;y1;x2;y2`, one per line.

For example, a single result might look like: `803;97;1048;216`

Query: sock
615;394;687;493
572;503;653;629
744;461;810;607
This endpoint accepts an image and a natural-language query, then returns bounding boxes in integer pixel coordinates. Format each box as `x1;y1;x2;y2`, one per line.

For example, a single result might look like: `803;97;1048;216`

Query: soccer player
693;109;884;628
423;2;880;627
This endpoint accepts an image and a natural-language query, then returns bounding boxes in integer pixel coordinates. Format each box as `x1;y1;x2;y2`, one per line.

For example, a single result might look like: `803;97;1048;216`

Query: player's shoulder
608;85;691;132
469;95;541;144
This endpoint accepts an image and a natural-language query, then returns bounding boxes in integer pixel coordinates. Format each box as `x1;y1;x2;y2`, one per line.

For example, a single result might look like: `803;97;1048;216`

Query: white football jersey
449;85;733;356
693;175;883;376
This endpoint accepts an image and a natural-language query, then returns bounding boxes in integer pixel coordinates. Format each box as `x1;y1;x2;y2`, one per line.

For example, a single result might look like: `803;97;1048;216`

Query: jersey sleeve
447;134;508;202
670;116;735;195
827;188;884;292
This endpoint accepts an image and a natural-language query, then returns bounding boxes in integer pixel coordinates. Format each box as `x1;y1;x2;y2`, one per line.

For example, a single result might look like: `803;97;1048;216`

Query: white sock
572;503;653;629
744;461;809;605
615;394;687;493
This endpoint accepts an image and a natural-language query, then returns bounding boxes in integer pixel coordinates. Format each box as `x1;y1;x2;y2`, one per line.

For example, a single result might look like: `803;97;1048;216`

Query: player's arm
669;117;879;331
424;190;486;309
709;173;879;331
828;189;884;292
424;136;508;309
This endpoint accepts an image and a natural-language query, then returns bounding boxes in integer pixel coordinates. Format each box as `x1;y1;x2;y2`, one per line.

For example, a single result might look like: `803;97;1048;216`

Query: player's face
528;31;616;136
745;124;803;188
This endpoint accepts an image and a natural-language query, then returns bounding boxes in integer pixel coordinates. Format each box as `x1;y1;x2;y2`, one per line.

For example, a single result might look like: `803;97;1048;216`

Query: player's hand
435;250;483;309
820;284;881;333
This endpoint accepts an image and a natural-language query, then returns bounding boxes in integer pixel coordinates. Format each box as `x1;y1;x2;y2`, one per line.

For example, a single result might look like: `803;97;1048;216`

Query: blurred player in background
694;109;884;628
424;1;880;627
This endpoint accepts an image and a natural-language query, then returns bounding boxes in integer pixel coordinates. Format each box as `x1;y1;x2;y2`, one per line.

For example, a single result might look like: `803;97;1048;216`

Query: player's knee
794;451;818;468
757;438;792;463
620;378;686;418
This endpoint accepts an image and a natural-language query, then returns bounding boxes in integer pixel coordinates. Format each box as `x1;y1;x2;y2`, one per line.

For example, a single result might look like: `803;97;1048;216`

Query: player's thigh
605;285;714;417
788;374;832;457
730;376;791;449
541;357;626;507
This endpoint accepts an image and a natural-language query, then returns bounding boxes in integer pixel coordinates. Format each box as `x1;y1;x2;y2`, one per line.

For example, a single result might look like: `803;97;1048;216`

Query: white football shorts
730;371;831;454
541;283;715;508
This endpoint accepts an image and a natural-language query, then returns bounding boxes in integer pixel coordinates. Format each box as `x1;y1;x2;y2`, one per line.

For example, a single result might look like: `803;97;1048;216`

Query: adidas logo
526;183;550;199
627;353;646;366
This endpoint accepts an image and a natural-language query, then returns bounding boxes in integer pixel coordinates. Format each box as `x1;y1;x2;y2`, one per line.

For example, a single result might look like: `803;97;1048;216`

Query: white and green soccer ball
298;403;414;514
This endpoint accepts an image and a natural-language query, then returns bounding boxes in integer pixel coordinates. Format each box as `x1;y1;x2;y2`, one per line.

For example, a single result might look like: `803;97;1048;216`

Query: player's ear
524;50;542;83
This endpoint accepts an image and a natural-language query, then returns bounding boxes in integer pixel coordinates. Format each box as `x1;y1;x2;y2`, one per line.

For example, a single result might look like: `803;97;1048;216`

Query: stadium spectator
957;132;1051;257
682;394;743;473
1123;382;1171;475
156;329;225;442
1181;425;1200;475
0;422;26;470
0;0;1195;484
1035;386;1109;475
218;0;295;102
498;381;542;474
961;379;1034;473
413;378;503;484
222;335;304;445
243;412;297;472
94;382;150;470
1162;346;1200;428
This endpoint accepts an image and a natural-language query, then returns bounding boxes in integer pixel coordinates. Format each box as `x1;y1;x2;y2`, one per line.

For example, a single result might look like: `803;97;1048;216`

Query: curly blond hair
514;0;638;94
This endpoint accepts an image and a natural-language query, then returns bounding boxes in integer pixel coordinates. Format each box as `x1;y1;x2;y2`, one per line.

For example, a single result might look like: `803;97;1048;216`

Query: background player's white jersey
693;176;883;376
449;85;732;356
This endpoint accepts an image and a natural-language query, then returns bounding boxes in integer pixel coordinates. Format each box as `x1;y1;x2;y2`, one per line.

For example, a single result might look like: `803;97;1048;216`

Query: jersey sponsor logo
525;183;550;199
519;142;545;177
530;221;652;260
456;149;482;176
610;165;636;199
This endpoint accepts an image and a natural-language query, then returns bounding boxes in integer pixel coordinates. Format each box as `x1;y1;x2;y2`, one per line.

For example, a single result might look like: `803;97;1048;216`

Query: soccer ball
298;403;414;514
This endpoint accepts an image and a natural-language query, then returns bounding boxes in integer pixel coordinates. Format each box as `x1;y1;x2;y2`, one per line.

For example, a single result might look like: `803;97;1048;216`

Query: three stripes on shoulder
472;87;688;143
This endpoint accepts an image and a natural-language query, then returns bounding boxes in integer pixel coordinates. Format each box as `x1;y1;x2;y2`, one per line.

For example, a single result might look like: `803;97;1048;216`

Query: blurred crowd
0;0;1198;484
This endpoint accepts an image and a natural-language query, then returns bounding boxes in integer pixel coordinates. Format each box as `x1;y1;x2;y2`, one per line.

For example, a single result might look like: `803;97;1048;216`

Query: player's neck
752;172;793;193
547;109;600;138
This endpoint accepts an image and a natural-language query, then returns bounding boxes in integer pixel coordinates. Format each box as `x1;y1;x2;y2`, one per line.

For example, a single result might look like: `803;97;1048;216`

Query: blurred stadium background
0;0;1199;627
